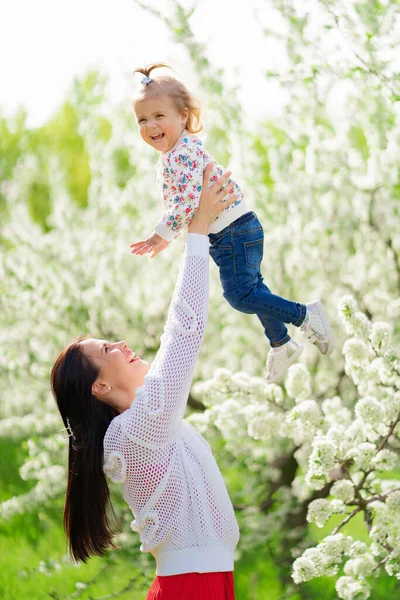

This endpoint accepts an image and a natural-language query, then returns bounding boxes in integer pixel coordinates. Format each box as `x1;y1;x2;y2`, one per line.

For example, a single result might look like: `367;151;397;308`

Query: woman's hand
187;164;239;235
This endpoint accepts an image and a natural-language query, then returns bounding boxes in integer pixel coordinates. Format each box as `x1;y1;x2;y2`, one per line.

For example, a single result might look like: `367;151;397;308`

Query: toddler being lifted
130;63;334;383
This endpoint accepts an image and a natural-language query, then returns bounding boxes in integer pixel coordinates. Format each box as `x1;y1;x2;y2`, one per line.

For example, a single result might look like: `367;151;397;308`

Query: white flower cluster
306;436;337;490
307;499;334;528
330;479;355;503
369;322;392;355
339;296;370;342
293;535;377;599
0;465;66;519
335;576;371;600
0;412;60;440
287;399;323;445
244;403;283;441
292;534;352;583
285;363;312;401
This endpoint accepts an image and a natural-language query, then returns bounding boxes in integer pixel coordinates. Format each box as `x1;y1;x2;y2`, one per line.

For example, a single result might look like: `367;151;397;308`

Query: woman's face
80;339;150;409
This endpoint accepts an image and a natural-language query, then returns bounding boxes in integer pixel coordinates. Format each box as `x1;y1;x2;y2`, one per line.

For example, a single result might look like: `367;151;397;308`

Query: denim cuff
293;303;307;327
270;334;291;348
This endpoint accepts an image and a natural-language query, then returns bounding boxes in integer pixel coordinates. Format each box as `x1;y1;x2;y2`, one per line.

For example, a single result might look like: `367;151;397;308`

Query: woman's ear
92;381;109;397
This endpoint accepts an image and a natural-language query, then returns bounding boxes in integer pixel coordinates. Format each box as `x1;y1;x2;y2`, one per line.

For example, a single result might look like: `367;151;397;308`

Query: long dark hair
50;336;120;563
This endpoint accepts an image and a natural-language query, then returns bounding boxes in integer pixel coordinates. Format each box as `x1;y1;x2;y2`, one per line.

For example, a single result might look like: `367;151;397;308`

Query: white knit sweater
103;234;240;576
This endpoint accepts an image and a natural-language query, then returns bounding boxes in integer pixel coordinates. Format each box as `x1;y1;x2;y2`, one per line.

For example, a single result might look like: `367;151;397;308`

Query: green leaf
27;181;52;230
348;125;370;161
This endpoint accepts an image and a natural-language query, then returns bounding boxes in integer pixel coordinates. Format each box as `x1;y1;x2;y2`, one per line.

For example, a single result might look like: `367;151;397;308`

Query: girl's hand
130;232;170;259
188;164;239;235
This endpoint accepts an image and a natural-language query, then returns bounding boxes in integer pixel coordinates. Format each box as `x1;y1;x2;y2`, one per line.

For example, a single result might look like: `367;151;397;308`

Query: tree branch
332;507;362;535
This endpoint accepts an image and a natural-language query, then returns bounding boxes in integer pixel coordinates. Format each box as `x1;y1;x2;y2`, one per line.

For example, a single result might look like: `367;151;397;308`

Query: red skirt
146;571;235;600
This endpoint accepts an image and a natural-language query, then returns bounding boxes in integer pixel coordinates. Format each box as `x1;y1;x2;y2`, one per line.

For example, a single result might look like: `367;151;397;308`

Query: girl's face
134;96;189;154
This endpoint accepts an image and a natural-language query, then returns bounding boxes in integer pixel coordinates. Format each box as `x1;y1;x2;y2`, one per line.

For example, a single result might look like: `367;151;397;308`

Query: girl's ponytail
133;62;173;80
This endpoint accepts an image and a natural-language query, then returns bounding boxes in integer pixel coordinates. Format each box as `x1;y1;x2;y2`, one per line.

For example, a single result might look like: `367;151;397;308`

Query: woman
51;163;240;599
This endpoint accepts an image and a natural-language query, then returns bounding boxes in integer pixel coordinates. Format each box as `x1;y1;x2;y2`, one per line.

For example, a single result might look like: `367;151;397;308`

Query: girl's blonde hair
132;63;203;134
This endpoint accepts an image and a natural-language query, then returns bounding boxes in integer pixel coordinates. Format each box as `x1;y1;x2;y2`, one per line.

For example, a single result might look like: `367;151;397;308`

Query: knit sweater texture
154;130;248;241
103;234;240;576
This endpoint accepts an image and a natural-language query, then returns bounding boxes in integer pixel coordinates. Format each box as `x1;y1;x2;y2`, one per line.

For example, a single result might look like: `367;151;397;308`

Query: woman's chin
134;358;150;376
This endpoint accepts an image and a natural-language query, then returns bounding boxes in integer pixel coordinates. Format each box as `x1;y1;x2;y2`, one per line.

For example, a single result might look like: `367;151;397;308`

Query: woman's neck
113;386;138;413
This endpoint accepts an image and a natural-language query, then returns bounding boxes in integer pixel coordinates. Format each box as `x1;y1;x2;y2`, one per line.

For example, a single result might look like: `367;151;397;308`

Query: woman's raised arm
120;165;238;447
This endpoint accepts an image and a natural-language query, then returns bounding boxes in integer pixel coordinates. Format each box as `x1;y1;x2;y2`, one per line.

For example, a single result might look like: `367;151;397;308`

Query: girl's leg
226;260;306;337
255;272;291;347
209;215;306;343
209;212;333;367
209;214;306;382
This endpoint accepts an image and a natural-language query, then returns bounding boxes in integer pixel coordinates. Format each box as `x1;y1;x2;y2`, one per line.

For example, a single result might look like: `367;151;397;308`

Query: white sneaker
266;339;304;384
300;300;335;355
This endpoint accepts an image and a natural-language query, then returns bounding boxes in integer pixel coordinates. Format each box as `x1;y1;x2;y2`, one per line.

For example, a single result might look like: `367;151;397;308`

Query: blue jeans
209;211;306;347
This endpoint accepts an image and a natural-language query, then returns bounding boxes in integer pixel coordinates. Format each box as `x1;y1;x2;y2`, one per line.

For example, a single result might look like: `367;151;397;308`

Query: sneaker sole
313;300;335;356
266;344;304;384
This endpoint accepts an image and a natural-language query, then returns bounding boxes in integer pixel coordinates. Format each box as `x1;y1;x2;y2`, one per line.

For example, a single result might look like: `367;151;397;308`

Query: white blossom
385;551;400;579
338;295;358;321
344;554;376;578
306;436;337;489
307;499;333;528
288;400;323;443
336;576;371;600
343;338;369;366
331;480;355;503
386;491;400;511
292;547;325;583
75;582;88;590
285;363;312;401
348;541;367;558
245;404;282;441
345;443;376;471
322;534;352;563
369;322;391;354
355;396;384;424
371;449;398;472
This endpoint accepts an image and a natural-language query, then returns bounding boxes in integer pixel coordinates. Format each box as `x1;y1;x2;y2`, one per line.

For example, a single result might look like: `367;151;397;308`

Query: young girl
130;63;335;383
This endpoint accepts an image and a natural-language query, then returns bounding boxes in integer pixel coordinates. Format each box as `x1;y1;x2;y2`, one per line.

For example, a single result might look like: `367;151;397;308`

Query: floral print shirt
154;130;245;241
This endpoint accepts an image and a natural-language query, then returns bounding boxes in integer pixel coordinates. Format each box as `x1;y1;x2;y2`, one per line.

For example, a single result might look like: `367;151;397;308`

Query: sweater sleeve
154;142;206;242
117;233;209;448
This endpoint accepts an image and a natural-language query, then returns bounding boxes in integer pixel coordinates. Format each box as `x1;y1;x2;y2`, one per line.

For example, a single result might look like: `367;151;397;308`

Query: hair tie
141;75;153;86
61;417;76;440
